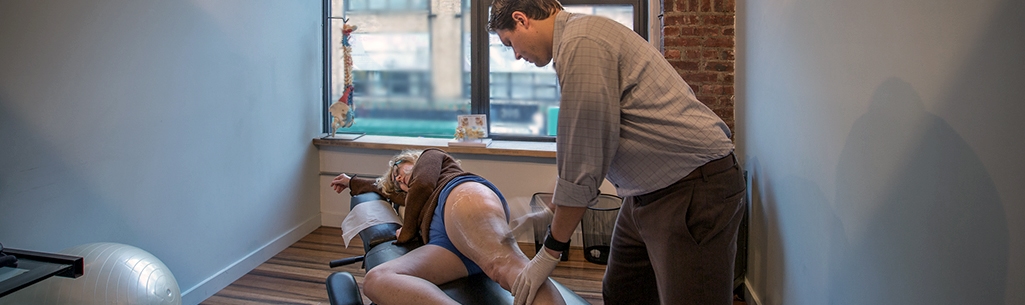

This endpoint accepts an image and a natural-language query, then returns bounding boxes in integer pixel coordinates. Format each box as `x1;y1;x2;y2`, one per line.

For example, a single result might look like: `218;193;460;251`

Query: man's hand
330;173;351;193
512;246;560;305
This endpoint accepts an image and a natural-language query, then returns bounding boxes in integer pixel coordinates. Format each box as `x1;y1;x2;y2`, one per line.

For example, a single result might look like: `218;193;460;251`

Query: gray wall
0;0;323;304
737;0;1024;304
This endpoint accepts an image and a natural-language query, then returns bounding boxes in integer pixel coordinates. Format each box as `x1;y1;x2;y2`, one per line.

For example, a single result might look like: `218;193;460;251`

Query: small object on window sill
452;114;489;147
448;138;492;148
323;132;365;141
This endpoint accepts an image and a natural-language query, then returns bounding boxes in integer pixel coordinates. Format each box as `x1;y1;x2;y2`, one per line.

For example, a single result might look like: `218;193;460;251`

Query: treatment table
325;192;589;305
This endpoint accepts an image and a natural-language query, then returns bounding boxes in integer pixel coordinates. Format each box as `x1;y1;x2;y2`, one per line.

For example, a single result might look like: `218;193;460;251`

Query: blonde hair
377;150;422;196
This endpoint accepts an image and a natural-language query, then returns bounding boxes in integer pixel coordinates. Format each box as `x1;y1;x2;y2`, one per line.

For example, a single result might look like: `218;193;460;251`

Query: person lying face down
330;148;566;305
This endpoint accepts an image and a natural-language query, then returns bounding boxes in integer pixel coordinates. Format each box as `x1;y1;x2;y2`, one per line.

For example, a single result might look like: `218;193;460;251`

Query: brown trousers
603;153;746;305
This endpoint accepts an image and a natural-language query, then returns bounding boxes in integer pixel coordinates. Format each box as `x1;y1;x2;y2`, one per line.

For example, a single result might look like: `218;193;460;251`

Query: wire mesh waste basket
581;194;623;264
530;193;569;261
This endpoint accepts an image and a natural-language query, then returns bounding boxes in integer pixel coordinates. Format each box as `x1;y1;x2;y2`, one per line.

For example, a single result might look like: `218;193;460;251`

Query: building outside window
326;0;644;139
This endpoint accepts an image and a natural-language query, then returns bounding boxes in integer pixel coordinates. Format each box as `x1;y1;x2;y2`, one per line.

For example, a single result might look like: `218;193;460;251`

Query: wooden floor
201;226;607;304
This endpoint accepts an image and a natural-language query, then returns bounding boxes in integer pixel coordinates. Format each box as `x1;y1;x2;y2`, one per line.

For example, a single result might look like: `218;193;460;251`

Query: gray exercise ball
0;242;181;305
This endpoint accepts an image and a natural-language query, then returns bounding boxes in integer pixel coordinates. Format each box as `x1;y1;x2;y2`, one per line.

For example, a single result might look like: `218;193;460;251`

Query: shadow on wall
744;158;780;303
747;157;848;304
831;78;1007;304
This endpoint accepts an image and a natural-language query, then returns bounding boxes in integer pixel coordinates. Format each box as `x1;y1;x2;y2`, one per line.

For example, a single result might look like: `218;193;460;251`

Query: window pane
327;1;640;139
488;5;635;137
348;0;366;11
388;0;405;10
412;0;428;10
330;0;469;138
368;0;386;10
490;73;510;99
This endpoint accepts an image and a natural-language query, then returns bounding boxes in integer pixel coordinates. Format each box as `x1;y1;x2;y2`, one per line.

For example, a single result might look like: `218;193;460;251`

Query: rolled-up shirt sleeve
552;35;620;208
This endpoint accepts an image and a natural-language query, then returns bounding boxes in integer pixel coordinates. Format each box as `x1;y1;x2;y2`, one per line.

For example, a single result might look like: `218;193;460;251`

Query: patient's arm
345;175;407;206
330;173;351;193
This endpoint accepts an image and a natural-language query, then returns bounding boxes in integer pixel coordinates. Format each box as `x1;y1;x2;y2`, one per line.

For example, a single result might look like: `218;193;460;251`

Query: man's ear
511;11;528;28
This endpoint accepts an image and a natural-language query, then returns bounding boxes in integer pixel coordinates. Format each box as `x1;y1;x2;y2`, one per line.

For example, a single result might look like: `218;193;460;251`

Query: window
346;0;428;11
324;0;647;140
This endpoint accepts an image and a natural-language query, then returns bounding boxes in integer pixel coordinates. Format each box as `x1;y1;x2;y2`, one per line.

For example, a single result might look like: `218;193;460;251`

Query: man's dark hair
488;0;564;32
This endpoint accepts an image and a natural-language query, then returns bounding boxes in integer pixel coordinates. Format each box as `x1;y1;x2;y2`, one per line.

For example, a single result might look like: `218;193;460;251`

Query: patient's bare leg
362;244;468;305
445;182;567;305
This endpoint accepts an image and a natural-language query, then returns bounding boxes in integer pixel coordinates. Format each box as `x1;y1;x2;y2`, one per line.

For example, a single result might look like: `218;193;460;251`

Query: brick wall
662;0;736;132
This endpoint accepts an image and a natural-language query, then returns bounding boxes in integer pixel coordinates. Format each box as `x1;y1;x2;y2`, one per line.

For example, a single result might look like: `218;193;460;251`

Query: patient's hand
395;227;402;238
331;173;351;193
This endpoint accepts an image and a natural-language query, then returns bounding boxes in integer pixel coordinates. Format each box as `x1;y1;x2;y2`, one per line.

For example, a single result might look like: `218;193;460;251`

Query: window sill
312;134;555;158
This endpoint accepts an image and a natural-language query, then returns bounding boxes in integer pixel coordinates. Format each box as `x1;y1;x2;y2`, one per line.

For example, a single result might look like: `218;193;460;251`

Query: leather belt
680;152;737;182
633;152;737;206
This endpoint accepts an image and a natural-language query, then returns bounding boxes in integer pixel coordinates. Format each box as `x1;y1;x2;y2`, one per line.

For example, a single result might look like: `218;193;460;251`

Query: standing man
488;1;746;304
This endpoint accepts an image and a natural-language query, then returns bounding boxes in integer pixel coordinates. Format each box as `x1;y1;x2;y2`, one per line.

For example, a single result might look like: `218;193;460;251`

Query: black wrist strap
543;225;570;252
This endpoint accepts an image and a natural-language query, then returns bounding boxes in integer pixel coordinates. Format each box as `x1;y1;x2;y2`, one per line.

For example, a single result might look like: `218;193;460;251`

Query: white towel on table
340;198;402;248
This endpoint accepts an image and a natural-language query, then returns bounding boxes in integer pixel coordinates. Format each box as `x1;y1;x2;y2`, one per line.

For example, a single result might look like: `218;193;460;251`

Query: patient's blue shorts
428;175;510;276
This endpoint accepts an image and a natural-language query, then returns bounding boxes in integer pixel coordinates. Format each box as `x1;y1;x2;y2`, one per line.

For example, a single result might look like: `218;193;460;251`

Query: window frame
323;0;648;142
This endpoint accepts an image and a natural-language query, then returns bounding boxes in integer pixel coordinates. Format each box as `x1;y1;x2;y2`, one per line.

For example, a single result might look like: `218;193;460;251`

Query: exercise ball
0;242;181;305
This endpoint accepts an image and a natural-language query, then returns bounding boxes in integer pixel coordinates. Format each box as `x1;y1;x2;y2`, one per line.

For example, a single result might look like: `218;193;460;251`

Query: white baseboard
179;215;322;305
322;210;346;227
743;278;763;305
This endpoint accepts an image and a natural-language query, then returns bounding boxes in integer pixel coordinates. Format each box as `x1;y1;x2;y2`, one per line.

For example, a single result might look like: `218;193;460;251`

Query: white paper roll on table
340;198;402;247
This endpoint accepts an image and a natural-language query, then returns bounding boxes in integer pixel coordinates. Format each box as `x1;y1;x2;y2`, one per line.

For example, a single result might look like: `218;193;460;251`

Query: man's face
496;20;552;67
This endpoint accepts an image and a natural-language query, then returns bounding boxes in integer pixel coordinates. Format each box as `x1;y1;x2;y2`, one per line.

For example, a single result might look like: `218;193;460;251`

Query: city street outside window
326;0;644;139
